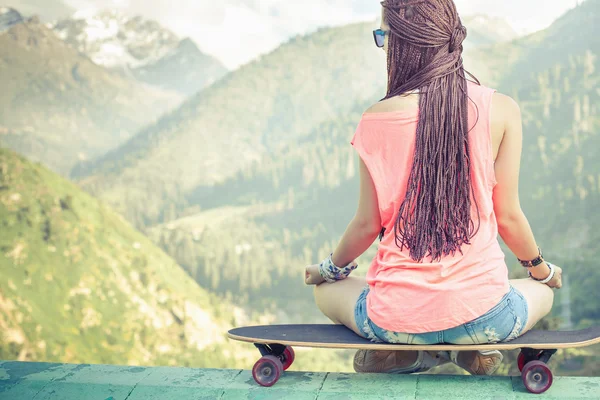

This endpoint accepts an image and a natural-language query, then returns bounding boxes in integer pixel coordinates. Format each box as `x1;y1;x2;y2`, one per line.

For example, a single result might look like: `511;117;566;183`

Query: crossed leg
314;277;555;339
313;276;555;375
313;276;367;336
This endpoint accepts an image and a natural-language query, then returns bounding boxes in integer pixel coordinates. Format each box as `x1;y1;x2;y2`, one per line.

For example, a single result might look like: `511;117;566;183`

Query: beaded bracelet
318;253;358;283
518;247;545;268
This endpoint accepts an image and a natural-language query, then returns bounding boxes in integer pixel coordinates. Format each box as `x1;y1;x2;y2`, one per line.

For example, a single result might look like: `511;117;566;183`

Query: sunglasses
373;29;386;48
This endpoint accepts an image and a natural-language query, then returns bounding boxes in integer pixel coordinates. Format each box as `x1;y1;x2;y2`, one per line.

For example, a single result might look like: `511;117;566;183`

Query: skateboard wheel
281;346;295;371
517;352;526;372
517;351;542;372
521;360;553;394
252;355;283;387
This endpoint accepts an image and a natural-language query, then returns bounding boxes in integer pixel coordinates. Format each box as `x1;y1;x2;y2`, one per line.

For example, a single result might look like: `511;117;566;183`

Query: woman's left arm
305;157;382;284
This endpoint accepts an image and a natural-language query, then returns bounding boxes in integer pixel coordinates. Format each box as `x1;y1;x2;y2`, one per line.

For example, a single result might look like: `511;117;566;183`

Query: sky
64;0;583;70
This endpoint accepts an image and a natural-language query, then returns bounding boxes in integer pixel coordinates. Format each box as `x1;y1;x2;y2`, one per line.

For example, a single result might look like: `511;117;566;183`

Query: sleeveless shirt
351;80;510;333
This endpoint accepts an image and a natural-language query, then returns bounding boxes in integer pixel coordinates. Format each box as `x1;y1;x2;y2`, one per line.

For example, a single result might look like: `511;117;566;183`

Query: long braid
380;0;481;262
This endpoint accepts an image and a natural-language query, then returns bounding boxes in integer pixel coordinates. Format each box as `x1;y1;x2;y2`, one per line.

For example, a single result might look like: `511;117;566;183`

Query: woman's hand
305;264;326;285
546;264;563;289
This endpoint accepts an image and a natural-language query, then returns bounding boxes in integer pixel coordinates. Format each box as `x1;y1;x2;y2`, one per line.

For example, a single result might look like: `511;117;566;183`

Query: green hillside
0;147;241;367
144;102;376;321
0;147;361;372
0;16;181;175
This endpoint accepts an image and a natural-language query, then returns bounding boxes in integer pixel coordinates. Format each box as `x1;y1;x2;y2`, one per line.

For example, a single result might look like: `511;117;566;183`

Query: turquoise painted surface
1;361;599;399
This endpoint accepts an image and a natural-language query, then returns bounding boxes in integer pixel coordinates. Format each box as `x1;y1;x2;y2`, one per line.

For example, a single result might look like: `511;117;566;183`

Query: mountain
144;102;372;321
0;147;236;366
497;1;600;327
466;0;599;88
462;14;518;48
0;15;181;175
4;0;73;22
0;146;357;372
131;37;228;96
69;13;527;230
464;0;599;230
51;9;228;95
52;9;179;69
70;21;392;228
0;7;22;31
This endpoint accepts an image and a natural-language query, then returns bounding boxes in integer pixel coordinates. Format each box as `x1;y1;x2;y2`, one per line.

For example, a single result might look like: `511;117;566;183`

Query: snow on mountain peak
52;9;180;69
0;7;24;33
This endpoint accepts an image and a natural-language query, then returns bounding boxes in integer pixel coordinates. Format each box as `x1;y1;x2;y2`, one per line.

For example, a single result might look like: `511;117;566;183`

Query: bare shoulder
364;93;419;114
492;92;521;122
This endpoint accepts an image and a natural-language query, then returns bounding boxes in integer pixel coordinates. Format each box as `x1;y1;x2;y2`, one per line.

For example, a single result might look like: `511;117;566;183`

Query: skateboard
227;324;600;394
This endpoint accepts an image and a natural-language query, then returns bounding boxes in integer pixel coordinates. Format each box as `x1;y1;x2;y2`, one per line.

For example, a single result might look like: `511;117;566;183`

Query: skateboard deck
228;324;600;393
228;324;600;351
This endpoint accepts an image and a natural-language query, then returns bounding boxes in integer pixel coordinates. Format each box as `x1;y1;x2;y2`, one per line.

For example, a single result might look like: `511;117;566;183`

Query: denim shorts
354;286;529;345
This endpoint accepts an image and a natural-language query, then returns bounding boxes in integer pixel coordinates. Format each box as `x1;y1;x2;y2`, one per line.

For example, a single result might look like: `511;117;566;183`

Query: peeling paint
127;367;146;373
1;361;599;399
0;361;56;388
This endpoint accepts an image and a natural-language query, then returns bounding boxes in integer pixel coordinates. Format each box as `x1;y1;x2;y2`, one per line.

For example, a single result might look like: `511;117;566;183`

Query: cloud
454;0;580;34
185;0;377;69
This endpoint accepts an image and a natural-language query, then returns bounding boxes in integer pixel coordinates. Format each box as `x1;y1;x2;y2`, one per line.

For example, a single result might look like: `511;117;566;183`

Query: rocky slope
0;7;23;31
51;9;228;95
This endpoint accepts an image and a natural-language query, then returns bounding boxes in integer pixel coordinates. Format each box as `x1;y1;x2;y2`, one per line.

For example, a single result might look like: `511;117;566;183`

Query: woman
304;0;563;376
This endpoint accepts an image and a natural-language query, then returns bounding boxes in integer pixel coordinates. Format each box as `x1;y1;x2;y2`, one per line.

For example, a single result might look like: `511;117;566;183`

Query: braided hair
380;0;481;262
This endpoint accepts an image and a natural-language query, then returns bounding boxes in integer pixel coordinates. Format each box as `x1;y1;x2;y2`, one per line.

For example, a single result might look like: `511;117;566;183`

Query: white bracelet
528;262;555;284
318;254;358;283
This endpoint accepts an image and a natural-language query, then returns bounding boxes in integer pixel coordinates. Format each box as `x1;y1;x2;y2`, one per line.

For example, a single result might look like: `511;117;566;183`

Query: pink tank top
351;80;510;333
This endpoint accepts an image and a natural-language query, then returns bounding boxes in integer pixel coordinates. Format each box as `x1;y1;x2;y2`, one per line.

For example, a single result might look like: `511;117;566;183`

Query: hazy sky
64;0;583;70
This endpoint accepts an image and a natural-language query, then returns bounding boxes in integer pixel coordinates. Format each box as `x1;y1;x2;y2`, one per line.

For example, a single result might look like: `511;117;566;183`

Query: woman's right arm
491;93;562;289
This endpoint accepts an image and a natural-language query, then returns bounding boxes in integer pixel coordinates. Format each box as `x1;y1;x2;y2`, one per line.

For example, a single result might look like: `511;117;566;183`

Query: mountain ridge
0;15;181;175
69;12;522;228
0;7;23;31
51;9;228;95
71;21;388;227
462;14;518;47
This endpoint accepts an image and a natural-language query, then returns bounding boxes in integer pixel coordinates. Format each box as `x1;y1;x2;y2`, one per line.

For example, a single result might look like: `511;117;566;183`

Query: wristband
528;262;555;284
518;247;545;268
318;253;358;283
